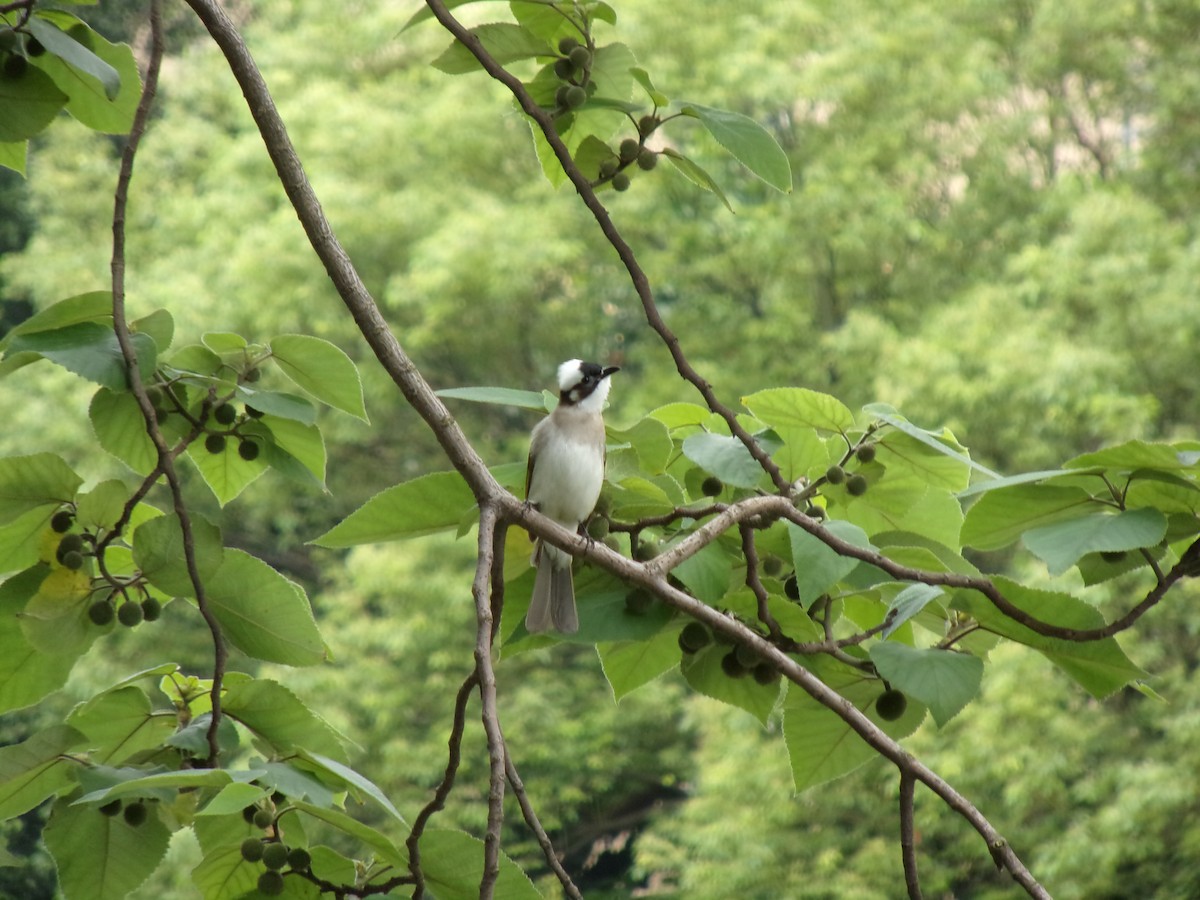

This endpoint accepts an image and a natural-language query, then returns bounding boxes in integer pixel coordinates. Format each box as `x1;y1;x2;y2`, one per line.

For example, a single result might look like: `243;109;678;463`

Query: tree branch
504;749;584;900
899;770;922;900
473;503;506;897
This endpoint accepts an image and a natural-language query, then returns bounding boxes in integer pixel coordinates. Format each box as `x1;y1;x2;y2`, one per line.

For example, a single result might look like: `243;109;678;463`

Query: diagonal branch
505;749;584;900
473;503;506;897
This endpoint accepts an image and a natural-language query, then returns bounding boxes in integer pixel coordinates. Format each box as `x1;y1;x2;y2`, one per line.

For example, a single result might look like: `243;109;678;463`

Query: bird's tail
526;541;579;634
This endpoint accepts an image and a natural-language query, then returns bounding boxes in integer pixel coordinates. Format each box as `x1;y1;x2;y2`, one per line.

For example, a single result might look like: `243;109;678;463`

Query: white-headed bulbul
525;358;619;634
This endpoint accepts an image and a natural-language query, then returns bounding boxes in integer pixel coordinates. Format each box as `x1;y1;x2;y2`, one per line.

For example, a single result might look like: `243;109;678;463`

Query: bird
525;358;620;634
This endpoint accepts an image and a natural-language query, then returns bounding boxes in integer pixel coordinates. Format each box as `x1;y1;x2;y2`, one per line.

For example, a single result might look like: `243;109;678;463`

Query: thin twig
109;0;228;766
505;749;584;900
739;524;781;640
407;671;481;898
899;770;922;900
473;504;506;898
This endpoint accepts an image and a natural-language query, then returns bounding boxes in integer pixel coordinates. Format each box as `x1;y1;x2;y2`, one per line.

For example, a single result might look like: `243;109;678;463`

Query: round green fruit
50;510;74;533
27;38;45;57
568;45;591;69
678;622;712;654
805;504;826;520
261;841;290;871
636;149;658;171
204;433;227;454
123;801;148;827
240;837;265;862
846;474;869;497
753;663;781;686
598;158;619;178
762;555;784;577
825;464;846;485
856;443;877;463
611;172;631;192
618;138;640;163
99;799;122;817
243;367;262;383
245;405;264;419
586;516;609;539
118;601;144;627
2;52;28;79
700;475;724;497
557;36;579;54
238;439;261;461
242;805;258;823
141;597;162;622
624;588;655;615
286;847;312;871
257;871;285;896
553;57;573;80
875;688;908;721
783;575;799;600
56;533;84;561
61;550;84;571
633;538;659;561
253;808;274;830
637;114;659;137
720;650;749;679
214;403;237;425
88;600;115;626
734;643;762;668
564;84;587;109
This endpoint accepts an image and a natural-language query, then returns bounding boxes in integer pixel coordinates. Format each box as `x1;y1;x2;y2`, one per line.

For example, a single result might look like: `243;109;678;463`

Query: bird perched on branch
525;359;619;634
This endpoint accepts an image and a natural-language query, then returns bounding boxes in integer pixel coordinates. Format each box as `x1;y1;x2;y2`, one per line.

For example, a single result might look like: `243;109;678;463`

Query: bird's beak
601;366;621;379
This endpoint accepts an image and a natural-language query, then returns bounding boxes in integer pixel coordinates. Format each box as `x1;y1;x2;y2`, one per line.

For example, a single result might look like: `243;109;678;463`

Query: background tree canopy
1;0;1199;898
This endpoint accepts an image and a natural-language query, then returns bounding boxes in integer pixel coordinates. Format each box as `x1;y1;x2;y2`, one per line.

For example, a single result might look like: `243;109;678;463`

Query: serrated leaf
65;686;174;765
130;308;173;354
269;334;367;421
865;403;999;481
744;387;855;435
422;829;542;900
0;566;75;714
196;782;268;817
671;541;732;603
132;512;224;598
185;437;267;506
630;66;668;105
869;642;982;726
0;453;81;526
5;322;156;390
679;101;792;192
45;792;170;900
1065;439;1193;472
0;140;26;175
205;550;326;666
609;417;673;476
298;751;407;824
783;658;926;792
0;292;111;351
787;520;873;604
681;432;765;489
681;645;780;724
312;471;476;547
961;483;1096;551
953;577;1145;698
1023;508;1168;576
234;387;316;424
598;626;683;700
433;23;551;75
882;583;944;638
289;800;406;868
89;387;157;474
956;469;1080;499
222;678;349;763
75;479;128;531
27;16;120;99
0;725;85;819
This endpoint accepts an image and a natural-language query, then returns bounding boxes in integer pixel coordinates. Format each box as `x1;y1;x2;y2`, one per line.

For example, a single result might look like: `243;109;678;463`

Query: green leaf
609;417;673;476
573;133;618;179
0;140;26;175
630;66;668;106
132;512;224;597
953;577;1145;698
0;64;67;142
0;453;82;526
769;427;830;483
44;792;170;900
681;432;765;489
19;566;97;657
31;16;139;135
436;385;547;410
876;430;972;492
234;387;316;424
185;436;267;506
0;292;111;351
196;782;268;817
289;800;406;868
1023;507;1168;576
189;831;265;899
269;334;368;421
130;308;173;354
65;686;174;765
647;401;711;429
882;584;945;639
312;471;477;547
89;387;156;474
433;23;551;75
75;479;129;531
865;403;999;481
783;658;926;792
201;331;246;354
165;713;240;758
743;387;855;435
598;625;683;700
960;483;1096;551
0;507;53;574
0;725;85;819
957;469;1080;498
247;415;327;486
27;16;120;99
682;644;780;725
1065;439;1195;472
0;566;75;714
420;829;542;900
661;148;733;211
787;520;871;604
298;751;407;824
678;101;792;192
671;541;732;603
206;550;326;666
254;761;335;808
222;678;349;763
869;642;982;726
5;322;156;390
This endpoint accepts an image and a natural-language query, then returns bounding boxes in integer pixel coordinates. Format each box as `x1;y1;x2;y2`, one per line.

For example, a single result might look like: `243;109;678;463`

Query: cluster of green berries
597;115;660;192
823;442;877;498
551;36;594;114
240;802;310;896
678;621;781;686
0;28;43;79
203;401;262;461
